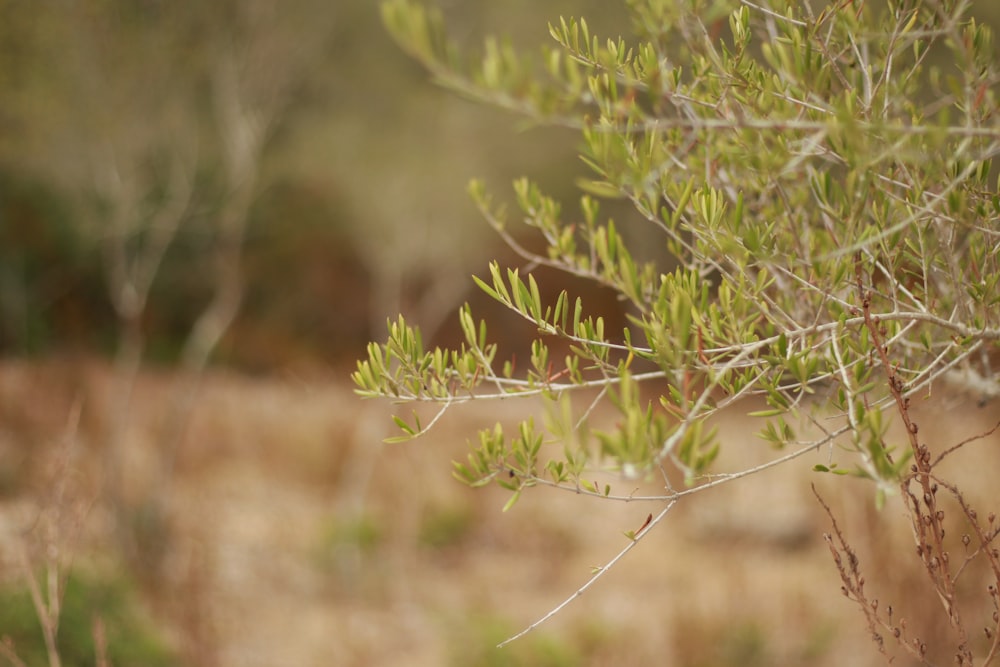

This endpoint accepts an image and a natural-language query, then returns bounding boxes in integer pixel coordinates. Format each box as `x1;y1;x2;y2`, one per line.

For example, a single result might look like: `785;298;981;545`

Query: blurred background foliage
3;0;997;373
0;0;636;373
0;571;177;666
1;0;999;372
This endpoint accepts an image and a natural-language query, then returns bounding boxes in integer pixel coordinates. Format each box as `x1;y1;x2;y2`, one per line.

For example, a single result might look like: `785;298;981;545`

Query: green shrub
0;571;177;667
358;0;1000;662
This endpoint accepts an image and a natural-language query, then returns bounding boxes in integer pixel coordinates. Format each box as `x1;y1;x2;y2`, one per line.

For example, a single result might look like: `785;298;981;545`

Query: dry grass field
1;357;998;666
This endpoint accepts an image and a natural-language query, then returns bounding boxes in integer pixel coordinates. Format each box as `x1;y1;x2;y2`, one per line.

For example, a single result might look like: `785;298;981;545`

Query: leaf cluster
360;0;1000;508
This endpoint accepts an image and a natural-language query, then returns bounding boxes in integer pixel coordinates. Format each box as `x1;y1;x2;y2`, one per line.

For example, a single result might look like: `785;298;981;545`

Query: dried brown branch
934;421;1000;468
839;257;1000;665
813;483;929;664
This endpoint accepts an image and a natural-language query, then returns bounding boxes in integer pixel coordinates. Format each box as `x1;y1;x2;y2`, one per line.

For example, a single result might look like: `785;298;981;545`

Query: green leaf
747;408;787;418
392;414;416;435
502;489;522;512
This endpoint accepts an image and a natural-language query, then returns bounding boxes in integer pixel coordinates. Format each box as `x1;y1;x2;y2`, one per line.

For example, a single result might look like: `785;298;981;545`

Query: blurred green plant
358;0;1000;661
319;514;383;556
419;505;476;550
446;613;579;667
0;571;176;667
680;618;769;667
314;512;384;588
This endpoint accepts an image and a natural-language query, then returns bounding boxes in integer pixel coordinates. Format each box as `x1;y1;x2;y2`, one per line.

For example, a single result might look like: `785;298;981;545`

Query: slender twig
933;420;1000;468
497;499;677;648
0;638;28;667
15;545;61;667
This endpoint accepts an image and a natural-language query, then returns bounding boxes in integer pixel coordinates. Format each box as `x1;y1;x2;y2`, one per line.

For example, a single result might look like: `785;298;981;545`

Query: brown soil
1;358;998;666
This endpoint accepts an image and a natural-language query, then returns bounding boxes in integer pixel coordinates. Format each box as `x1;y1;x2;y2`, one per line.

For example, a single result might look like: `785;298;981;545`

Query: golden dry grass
0;358;998;666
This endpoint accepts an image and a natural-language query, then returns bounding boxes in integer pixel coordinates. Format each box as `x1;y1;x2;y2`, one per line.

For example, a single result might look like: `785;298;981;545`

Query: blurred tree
0;0;629;367
0;0;336;569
